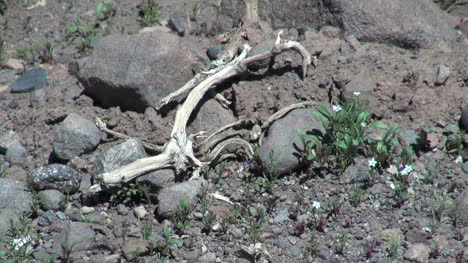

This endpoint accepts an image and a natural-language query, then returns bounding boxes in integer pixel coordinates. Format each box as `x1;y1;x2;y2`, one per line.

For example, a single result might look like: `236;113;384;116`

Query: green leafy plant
243;207;266;242
59;190;71;211
139;0;160;27
447;198;461;227
335;233;346;255
297;129;329;168
172;199;192;233
431;190;447;223
140;218;153;240
37;252;59;263
0;0;8;15
192;2;202;19
0;162;7;177
0;37;7;67
110;182;140;204
127;247;143;263
350;186;363;207
386;236;400;258
312;98;373;168
422;163;440;184
32;39;56;63
215;0;223;7
446;133;464;154
148;228;180;257
257;152;280;193
16;46;38;64
367;123;400;168
0;212;35;263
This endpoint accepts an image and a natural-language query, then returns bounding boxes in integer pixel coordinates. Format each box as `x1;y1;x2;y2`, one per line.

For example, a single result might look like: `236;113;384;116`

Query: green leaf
335;141;347;149
169;238;181;244
356;111;370;125
369;121;388;129
96;2;105;18
312;111;329;129
383;123;399;142
315;105;333;121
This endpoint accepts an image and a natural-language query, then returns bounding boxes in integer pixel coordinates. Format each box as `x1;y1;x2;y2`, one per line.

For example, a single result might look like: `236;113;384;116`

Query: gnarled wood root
89;32;314;193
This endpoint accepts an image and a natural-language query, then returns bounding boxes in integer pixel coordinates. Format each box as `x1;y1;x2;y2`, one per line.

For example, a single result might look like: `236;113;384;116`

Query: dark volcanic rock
29;164;81;193
11;68;48;93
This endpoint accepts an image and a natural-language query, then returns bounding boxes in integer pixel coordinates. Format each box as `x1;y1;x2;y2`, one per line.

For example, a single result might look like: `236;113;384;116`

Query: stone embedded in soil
53;222;96;252
342;68;375;101
11;67;48;93
37;210;57;227
38;189;64;211
122;239;150;259
247;39;276;71
273;208;290;223
435;65;450;85
399;129;418;147
460;105;468;132
206;45;224;61
52;113;101;160
260;108;324;175
30;88;47;108
341;156;372;184
187;98;237;135
0;208;18;236
5;140;27;165
135;169;175;198
157;178;207;218
0;178;33;215
93;138;147;176
198;252;217;263
29;163;81;194
168;12;185;36
0;130;21;153
403;243;430;262
77;29;204;112
133;205;148;219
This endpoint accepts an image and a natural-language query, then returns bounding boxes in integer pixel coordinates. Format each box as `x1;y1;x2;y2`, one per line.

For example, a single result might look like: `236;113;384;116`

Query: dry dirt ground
0;0;467;262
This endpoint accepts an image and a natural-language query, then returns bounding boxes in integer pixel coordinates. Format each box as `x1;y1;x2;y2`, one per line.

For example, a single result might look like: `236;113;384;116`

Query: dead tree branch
89;32;313;193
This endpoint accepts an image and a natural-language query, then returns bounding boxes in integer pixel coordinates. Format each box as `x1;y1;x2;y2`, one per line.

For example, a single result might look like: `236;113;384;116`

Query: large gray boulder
322;0;457;48
260;108;325;175
53;113;101;160
78;30;204;112
219;0;456;49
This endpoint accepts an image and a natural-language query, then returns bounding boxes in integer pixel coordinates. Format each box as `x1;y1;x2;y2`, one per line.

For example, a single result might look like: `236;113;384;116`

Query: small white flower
353;91;361;96
361;122;367;127
312;201;321;210
400;165;413;176
454;155;462;164
368;158;377;168
389;183;395;190
13;235;31;251
332;105;342;112
236;166;244;174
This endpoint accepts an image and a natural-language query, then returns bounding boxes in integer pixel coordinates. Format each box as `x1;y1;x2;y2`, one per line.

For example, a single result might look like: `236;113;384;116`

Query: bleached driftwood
89;32;313;193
